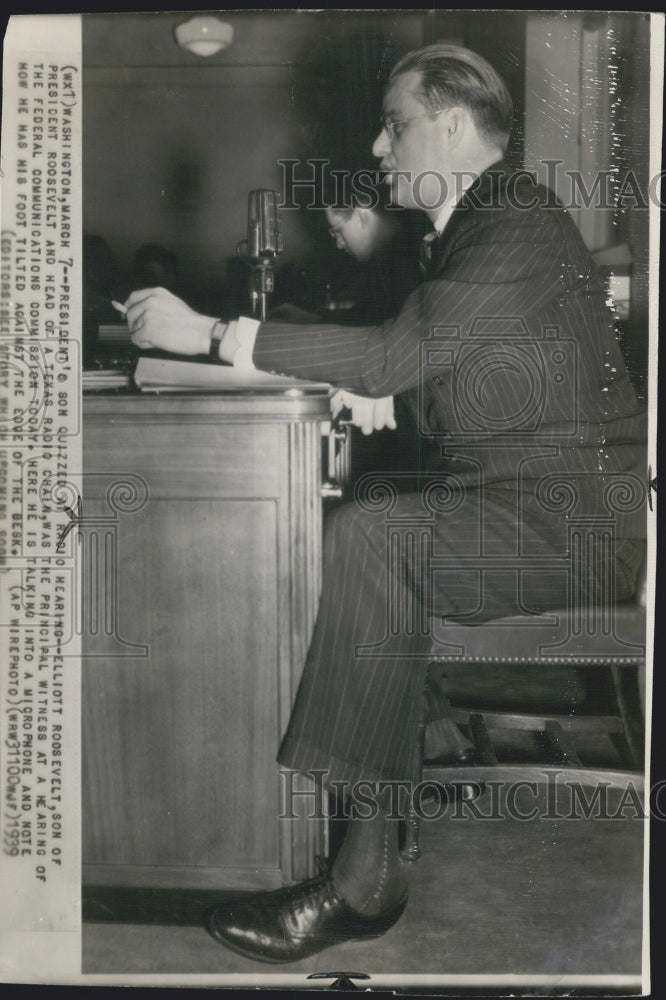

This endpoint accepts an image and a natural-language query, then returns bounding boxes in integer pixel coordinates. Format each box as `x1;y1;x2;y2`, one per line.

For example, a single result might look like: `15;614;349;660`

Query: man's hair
389;44;513;151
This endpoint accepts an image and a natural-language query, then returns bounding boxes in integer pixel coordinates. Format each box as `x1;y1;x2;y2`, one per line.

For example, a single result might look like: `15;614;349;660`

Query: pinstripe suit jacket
254;164;646;534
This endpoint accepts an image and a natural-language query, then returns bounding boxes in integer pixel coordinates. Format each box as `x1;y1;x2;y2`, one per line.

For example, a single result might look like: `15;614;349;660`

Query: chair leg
469;712;498;765
585;664;644;769
609;729;639;771
401;713;427;863
610;665;644;768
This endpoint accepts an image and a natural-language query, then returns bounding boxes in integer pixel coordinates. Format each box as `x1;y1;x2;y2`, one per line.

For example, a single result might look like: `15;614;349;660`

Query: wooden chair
402;554;647;862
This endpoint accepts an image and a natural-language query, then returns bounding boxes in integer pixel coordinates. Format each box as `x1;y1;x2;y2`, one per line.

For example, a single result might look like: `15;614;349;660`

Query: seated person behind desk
272;196;423;475
324;197;423;324
130;243;181;296
82;233;120;365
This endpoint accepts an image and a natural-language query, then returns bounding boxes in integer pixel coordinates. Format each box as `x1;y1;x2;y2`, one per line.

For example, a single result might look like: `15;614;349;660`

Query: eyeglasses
381;107;448;140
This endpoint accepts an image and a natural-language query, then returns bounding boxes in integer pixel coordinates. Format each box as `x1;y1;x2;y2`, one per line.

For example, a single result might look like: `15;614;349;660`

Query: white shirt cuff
230;316;260;371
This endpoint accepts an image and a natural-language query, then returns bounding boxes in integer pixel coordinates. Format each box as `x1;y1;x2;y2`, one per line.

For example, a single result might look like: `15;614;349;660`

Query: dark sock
330;807;407;916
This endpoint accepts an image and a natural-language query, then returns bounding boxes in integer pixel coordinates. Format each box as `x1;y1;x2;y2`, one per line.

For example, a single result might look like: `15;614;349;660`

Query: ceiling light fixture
174;16;234;58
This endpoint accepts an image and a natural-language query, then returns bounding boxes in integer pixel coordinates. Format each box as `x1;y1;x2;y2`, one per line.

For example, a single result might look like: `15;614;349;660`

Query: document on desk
134;356;332;393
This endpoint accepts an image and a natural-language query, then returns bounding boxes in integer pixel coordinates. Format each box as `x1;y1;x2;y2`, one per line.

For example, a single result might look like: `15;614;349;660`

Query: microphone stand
249;256;275;322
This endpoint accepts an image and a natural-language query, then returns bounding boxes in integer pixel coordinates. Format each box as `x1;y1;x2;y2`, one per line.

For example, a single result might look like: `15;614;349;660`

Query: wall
83;11;530;313
82;11;425;313
523;11;652;390
84;11;650;323
524;12;651;252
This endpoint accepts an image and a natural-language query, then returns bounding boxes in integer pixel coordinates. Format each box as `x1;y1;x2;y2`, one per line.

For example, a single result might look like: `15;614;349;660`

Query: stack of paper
134;357;331;394
83;369;132;391
98;323;131;344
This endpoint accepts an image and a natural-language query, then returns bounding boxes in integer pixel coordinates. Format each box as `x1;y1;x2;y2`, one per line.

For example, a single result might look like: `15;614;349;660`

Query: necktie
419;230;440;274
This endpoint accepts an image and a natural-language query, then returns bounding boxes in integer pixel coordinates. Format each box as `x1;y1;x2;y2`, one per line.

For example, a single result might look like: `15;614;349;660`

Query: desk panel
82;392;329;888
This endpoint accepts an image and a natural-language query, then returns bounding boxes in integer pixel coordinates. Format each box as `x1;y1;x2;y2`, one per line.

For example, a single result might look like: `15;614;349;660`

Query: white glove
331;390;396;435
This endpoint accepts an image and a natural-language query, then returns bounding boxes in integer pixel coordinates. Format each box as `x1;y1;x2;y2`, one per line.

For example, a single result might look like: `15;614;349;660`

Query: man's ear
444;106;466;147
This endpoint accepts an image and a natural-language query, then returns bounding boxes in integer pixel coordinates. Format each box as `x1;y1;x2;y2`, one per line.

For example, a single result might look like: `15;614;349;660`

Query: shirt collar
433;160;508;233
433;201;458;235
420;161;509;272
432;173;477;234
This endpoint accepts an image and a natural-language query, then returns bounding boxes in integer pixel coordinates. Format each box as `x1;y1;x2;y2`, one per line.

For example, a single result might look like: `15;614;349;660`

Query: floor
81;665;646;987
82;785;645;985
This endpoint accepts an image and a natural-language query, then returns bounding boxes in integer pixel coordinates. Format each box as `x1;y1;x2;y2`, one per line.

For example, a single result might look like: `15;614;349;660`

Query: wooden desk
82;389;331;889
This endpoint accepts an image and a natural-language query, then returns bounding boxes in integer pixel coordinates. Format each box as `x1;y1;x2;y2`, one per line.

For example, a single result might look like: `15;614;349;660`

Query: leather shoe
207;871;407;963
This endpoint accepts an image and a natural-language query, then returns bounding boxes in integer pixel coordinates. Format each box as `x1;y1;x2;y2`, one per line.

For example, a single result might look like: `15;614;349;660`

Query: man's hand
125;287;216;356
331;390;396;435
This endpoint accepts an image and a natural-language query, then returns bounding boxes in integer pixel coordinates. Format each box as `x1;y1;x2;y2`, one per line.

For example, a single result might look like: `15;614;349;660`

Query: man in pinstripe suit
127;44;647;962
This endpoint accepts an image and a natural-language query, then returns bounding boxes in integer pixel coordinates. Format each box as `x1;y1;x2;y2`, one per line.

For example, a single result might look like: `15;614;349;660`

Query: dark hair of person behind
131;243;180;292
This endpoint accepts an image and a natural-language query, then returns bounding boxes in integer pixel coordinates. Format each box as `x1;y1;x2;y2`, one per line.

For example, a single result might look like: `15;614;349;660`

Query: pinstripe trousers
277;481;643;788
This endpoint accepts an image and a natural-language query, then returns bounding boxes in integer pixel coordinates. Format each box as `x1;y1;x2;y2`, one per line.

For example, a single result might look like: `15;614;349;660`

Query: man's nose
372;127;390;159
